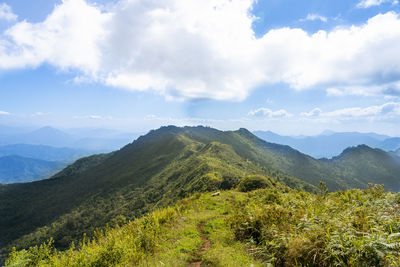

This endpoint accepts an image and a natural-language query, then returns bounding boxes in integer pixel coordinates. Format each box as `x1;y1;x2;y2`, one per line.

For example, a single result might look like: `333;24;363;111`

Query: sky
0;0;400;135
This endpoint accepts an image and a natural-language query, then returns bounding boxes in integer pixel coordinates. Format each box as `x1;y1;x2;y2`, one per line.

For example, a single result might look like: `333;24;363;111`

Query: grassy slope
6;184;400;266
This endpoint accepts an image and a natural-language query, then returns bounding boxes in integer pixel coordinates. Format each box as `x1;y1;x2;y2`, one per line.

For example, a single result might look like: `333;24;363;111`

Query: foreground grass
5;191;261;267
6;184;400;266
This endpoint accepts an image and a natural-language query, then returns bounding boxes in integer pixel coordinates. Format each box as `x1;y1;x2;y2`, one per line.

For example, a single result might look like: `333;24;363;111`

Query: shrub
189;172;222;192
237;175;272;192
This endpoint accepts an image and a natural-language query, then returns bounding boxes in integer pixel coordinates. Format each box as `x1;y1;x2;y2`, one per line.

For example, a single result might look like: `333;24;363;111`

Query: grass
140;191;262;267
6;183;400;266
5;191;263;267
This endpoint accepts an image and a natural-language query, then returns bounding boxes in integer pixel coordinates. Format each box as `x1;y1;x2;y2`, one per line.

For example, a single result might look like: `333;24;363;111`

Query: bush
237;175;272;192
188;172;222;192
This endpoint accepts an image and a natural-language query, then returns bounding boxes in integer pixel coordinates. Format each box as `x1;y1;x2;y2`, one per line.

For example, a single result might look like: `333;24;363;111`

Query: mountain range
254;130;400;158
0;126;141;184
0;144;87;162
0;144;93;184
0;125;140;151
1;125;399;259
0;155;64;184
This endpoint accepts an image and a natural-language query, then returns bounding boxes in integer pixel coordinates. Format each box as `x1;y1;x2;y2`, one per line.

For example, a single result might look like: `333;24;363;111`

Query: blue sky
0;0;400;135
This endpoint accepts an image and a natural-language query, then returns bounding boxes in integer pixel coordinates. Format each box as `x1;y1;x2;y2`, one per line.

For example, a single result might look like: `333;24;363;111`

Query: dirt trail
187;221;211;267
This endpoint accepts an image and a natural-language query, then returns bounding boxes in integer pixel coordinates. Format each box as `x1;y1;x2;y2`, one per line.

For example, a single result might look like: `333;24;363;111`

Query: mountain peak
236;128;253;136
340;144;373;155
31;126;69;135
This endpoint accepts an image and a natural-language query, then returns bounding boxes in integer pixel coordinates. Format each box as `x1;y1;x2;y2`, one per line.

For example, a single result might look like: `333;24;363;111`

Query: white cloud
73;114;112;120
0;3;17;21
301;108;322;117
248;108;292;118
31;112;50;117
326;82;400;97
324;102;400;118
88;115;103;119
301;102;400;121
326;86;378;97
357;0;398;8
0;110;10;115
1;1;400;100
301;14;327;22
0;0;109;72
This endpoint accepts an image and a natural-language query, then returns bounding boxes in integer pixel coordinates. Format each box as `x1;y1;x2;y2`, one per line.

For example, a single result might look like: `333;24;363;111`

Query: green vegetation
229;184;400;266
6;183;400;266
237;175;273;192
1;125;400;263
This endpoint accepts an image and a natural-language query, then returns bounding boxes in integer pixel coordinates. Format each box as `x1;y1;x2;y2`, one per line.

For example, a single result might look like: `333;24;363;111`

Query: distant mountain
0;155;64;183
378;137;400;151
0;126;75;147
0;144;92;183
0;125;139;151
0;144;88;162
254;130;398;158
1;126;399;257
26;126;76;147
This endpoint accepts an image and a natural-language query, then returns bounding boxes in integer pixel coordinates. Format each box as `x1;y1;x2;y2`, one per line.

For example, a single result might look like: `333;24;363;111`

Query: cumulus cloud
357;0;398;8
301;14;327;22
0;0;109;71
248;108;292;118
1;0;400;100
0;3;17;21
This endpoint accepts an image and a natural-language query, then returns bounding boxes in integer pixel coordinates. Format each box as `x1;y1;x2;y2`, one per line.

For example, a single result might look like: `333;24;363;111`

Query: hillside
1;126;400;261
328;145;400;191
6;184;400;266
0;155;64;183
